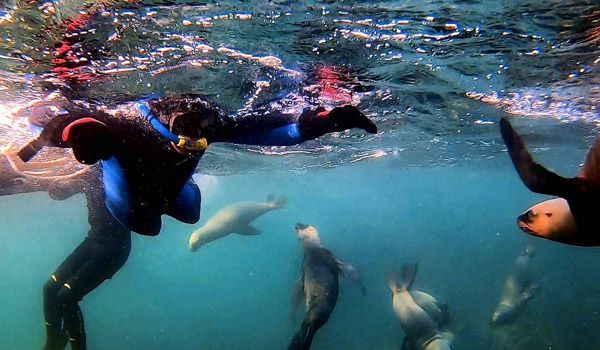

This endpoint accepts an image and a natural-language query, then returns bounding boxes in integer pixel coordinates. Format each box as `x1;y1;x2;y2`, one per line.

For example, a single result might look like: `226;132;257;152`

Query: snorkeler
22;93;377;236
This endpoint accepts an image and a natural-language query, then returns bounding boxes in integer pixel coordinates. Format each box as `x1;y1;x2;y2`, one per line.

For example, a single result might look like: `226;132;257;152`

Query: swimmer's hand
298;105;377;140
17;116;66;162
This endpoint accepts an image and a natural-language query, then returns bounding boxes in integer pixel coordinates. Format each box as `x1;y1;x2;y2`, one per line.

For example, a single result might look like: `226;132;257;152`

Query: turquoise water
2;154;600;349
2;0;600;349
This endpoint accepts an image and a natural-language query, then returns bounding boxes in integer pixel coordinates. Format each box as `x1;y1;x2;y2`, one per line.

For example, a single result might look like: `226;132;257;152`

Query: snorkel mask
137;101;208;153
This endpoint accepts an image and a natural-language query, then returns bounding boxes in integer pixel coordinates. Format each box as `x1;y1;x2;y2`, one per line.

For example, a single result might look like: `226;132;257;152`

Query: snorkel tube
136;101;208;153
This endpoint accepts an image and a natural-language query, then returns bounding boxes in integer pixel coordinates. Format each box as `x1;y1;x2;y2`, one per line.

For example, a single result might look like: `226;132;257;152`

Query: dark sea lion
500;117;600;246
388;264;453;350
288;223;364;350
492;244;538;324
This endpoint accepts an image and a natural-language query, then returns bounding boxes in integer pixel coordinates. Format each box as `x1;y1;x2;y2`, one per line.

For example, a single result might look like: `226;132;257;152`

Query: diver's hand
17;115;66;162
297;105;377;140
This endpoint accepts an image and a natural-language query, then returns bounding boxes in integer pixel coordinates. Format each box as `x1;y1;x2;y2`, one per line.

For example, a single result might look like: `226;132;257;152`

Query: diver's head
62;118;114;164
295;223;321;246
149;96;221;153
517;198;578;244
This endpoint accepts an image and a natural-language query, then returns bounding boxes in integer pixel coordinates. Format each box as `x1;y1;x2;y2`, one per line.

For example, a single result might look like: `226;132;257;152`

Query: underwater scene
1;1;600;349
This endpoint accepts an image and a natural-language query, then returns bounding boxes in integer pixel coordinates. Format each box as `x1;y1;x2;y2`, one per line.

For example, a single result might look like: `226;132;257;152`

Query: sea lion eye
545;212;552;217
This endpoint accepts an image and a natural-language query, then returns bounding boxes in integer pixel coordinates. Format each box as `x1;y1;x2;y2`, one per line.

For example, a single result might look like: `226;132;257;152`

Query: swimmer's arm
214;105;377;146
336;259;367;295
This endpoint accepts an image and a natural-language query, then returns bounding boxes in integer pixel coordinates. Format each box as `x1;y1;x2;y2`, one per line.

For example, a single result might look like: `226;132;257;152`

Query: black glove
298;105;377;140
17;115;67;162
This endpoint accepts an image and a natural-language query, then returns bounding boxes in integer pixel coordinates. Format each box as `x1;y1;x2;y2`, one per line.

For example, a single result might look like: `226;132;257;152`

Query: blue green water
2;0;600;349
2;154;600;349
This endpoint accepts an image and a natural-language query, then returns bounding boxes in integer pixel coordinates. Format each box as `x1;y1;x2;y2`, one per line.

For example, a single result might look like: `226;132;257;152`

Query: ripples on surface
1;0;599;173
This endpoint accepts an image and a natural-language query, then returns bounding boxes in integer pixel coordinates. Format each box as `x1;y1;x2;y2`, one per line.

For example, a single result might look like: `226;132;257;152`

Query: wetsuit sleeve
214;105;377;146
215;107;307;146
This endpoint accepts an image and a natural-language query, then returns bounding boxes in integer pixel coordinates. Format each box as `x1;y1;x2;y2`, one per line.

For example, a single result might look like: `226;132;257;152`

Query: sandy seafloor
1;149;600;350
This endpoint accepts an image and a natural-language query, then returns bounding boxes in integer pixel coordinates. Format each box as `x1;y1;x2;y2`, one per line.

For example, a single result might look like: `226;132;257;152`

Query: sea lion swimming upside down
500;117;600;246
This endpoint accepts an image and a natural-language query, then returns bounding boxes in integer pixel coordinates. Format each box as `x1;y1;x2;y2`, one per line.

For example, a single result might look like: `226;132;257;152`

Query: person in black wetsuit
19;91;377;350
41;166;131;350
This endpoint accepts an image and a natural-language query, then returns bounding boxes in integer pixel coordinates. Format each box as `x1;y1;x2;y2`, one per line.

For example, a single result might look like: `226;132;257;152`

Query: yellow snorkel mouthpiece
175;135;208;152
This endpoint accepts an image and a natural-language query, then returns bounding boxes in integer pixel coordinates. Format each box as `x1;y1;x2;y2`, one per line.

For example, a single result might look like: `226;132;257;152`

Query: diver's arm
216;105;377;146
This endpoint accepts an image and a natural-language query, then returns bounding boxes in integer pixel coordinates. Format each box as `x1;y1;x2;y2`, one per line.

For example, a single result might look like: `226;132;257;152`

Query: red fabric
51;13;95;84
315;66;353;103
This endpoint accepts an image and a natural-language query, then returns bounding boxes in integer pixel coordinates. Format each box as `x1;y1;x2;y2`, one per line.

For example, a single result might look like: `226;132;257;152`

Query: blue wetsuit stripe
136;102;179;143
231;123;304;146
101;156;131;228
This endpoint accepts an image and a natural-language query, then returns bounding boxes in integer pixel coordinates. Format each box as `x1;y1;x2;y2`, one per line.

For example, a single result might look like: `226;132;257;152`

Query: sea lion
491;244;538;324
188;195;286;251
388;264;453;350
500;117;600;246
288;223;364;350
411;291;451;328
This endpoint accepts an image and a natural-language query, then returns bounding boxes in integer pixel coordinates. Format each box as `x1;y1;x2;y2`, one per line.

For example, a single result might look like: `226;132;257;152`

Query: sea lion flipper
435;301;451;327
290;275;305;320
520;284;539;302
235;224;261;235
500;118;574;197
400;337;415;350
337;259;366;295
579;134;600;182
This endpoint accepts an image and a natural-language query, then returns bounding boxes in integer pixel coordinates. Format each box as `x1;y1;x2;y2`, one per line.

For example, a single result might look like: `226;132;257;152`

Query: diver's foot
43;325;68;350
68;337;86;350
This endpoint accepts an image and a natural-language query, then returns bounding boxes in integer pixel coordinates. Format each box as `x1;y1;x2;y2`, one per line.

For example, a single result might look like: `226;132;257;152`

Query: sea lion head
517;198;578;244
491;303;515;324
295;223;321;245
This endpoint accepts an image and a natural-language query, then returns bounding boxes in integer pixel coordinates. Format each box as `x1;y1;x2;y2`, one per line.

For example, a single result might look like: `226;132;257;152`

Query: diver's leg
42;279;67;350
42;240;94;350
57;237;131;350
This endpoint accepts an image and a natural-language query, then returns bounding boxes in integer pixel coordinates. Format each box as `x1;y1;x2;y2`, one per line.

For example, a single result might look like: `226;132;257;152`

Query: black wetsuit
42;167;130;350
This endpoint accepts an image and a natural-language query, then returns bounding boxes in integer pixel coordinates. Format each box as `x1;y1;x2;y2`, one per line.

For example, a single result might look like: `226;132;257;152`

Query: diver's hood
147;96;223;149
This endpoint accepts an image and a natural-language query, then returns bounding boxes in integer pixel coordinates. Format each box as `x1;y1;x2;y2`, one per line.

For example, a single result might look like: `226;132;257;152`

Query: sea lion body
188;196;286;251
492;246;537;324
389;265;452;350
500;118;600;246
288;223;347;350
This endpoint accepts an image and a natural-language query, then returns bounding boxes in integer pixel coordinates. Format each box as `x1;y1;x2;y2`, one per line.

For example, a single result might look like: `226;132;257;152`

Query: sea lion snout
518;210;533;224
295;223;321;245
